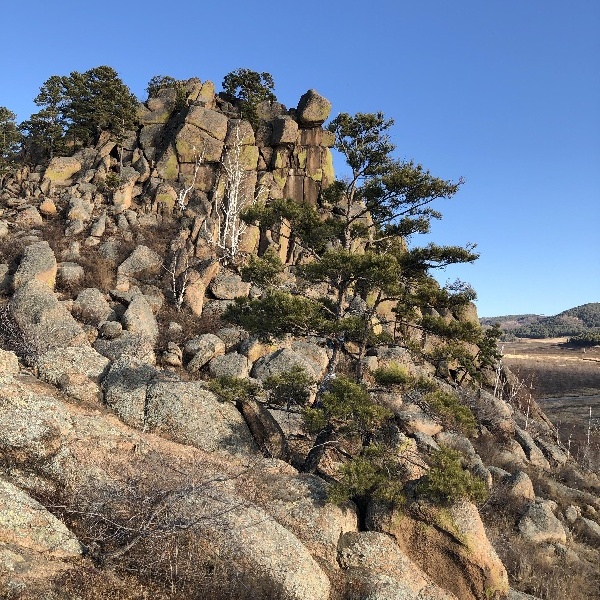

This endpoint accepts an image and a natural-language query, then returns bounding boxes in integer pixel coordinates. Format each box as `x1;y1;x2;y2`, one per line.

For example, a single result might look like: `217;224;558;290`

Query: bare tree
177;146;205;212
203;124;265;264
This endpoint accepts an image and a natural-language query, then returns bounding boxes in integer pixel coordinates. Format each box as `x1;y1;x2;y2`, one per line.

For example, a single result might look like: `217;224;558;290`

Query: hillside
0;72;599;600
481;302;600;340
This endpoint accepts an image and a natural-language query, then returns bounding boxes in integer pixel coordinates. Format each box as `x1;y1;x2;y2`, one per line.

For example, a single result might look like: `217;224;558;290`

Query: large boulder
370;499;509;600
242;468;358;566
175;123;224;163
0;374;329;600
271;116;299;145
518;499;567;544
121;292;159;341
72;288;115;325
235;399;289;461
252;347;324;382
185;106;229;141
396;403;443;437
185;333;227;373
44;156;82;183
181;489;332;600
0;374;72;467
0;477;82;558
296;90;331;127
36;345;110;403
145;380;258;455
12;240;57;291
94;332;157;365
9;279;88;359
208;352;251;379
514;427;551;470
338;531;456;599
435;431;492;488
116;245;162;292
209;271;251;300
102;355;160;429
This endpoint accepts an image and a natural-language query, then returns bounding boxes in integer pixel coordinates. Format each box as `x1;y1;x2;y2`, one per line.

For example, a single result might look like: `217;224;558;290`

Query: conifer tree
0;107;21;185
225;111;485;473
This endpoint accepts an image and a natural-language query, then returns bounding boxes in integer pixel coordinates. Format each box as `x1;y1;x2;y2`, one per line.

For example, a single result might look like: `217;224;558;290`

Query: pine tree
0;107;21;185
225;111;483;473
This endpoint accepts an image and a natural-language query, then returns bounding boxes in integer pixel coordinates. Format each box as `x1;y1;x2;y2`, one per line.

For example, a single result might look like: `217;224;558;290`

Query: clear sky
2;0;599;317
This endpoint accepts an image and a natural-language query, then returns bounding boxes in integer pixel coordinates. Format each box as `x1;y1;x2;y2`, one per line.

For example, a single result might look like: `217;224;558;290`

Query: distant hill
481;302;600;339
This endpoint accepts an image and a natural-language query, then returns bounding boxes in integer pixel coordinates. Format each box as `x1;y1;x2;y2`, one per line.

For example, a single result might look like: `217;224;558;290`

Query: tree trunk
303;424;334;474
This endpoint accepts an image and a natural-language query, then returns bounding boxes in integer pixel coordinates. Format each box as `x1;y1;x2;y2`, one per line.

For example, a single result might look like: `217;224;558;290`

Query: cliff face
0;81;599;600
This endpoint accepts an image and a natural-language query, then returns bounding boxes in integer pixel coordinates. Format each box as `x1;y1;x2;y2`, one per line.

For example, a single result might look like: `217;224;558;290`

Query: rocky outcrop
370;499;509;600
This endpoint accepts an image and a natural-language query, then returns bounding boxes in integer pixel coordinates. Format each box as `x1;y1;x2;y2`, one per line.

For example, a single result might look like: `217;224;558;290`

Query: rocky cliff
0;79;598;600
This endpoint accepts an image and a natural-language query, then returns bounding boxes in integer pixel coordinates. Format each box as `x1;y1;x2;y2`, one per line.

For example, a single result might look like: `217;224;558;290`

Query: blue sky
2;0;599;317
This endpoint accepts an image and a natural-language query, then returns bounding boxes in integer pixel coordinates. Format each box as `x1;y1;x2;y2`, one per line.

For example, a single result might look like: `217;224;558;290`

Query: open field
501;338;600;468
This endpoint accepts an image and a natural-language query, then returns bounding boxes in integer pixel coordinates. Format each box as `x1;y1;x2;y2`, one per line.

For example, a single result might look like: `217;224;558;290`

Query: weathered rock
185;106;229;141
183;261;220;316
224;119;255;148
372;500;509;600
508;590;542;600
116;245;162;291
271;116;299;145
113;180;136;213
0;349;19;375
36;345;110;389
155;143;179;180
185;333;226;373
72;288;115;324
564;504;580;525
38;197;57;216
175;123;224;163
396;403;443;437
518;499;567;544
94;331;156;365
98;319;123;339
15;206;44;228
435;431;492;487
57;261;85;288
12;240;57;290
514;426;551;470
9;279;88;359
577;516;600;544
215;326;248;350
536;437;568;467
44;156;82;183
208;352;251;378
0;477;82;557
338;531;456;600
296;90;331;127
187;489;332;600
0;263;9;293
505;470;536;506
139;124;164;160
0;374;72;466
67;196;94;222
236;398;289;460
162;342;183;367
210;271;251;300
102;355;160;429
239;467;358;567
145;380;258;455
252;347;323;382
121;292;159;341
467;388;514;438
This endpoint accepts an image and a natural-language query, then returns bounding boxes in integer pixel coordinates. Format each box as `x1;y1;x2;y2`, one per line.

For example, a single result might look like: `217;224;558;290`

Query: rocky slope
0;79;598;600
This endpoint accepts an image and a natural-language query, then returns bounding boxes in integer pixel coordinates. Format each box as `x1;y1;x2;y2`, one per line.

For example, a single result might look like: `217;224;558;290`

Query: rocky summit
0;74;598;600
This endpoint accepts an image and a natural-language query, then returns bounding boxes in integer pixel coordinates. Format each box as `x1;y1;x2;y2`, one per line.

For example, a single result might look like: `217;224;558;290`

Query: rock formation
0;77;598;600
